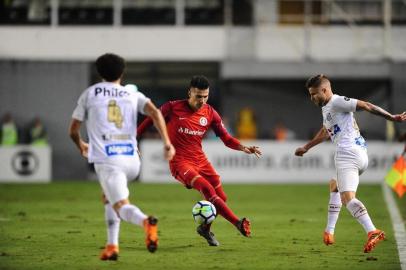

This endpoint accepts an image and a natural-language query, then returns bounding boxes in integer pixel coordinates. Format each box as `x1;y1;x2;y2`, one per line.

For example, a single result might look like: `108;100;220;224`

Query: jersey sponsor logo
95;87;130;98
199;117;208;126
105;143;134;156
178;127;205;136
179;117;187;120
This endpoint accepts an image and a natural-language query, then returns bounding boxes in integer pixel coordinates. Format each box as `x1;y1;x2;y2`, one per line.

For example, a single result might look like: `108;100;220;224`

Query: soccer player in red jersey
137;75;262;246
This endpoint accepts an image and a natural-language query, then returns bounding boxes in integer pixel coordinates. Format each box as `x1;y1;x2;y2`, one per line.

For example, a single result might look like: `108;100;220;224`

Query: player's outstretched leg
345;197;385;252
117;203;159;253
144;216;159;253
193;178;239;225
197;223;220;246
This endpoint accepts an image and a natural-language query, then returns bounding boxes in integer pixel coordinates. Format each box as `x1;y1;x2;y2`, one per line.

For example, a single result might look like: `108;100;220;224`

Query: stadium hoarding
0;146;51;183
140;140;402;183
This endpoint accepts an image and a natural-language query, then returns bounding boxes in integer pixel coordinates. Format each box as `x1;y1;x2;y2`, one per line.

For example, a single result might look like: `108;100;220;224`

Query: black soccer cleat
197;224;220;246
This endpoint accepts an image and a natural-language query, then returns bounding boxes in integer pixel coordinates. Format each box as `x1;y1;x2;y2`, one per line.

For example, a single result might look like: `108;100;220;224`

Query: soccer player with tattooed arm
295;74;406;253
137;75;262;246
69;53;175;261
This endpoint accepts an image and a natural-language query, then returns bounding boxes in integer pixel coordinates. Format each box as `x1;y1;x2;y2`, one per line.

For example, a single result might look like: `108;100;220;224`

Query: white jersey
322;94;366;150
72;82;150;163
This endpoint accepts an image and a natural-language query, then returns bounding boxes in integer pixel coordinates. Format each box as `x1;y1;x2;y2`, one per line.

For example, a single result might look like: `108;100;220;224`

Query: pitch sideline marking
382;183;406;270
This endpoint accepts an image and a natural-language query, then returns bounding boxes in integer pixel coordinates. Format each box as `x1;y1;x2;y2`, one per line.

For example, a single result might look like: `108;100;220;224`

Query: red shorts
169;160;221;189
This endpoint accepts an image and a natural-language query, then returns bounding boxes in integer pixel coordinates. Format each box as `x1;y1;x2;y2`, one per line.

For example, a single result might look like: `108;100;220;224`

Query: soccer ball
192;200;217;225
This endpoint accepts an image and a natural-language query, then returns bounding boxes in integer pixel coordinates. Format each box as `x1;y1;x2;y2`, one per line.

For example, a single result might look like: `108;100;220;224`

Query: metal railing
1;0;405;27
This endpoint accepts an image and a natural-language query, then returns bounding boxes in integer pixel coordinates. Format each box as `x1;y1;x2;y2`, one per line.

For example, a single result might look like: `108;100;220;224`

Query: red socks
193;177;239;225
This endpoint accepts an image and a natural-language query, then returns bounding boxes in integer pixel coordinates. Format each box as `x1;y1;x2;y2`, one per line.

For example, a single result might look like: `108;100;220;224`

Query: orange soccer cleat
236;218;251;237
323;232;335;246
100;244;119;261
144;216;159;253
364;229;385;253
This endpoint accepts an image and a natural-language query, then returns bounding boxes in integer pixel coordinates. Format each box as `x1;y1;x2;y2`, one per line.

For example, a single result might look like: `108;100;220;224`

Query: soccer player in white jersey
69;53;175;260
295;74;406;253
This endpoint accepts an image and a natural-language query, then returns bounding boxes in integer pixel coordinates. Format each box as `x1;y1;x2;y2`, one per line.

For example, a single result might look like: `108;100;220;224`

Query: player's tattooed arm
144;101;175;161
295;126;328;156
357;100;406;122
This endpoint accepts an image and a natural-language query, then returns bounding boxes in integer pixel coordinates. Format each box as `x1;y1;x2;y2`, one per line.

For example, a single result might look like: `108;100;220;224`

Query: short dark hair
96;53;125;82
305;74;329;89
190;75;210;90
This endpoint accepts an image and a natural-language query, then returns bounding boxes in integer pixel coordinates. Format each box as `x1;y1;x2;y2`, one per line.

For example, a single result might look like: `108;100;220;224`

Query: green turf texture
0;182;401;270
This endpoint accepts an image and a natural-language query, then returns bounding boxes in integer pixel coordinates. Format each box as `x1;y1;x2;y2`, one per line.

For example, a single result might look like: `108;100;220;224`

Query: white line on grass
382;183;406;270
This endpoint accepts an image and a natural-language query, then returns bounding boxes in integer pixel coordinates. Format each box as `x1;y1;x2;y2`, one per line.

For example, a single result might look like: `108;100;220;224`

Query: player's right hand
294;147;307;157
164;144;175;161
392;111;406;122
80;141;89;159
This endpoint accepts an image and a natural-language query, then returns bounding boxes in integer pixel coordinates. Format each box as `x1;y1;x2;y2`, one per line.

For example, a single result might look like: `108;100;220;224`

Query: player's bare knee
340;192;354;206
329;179;338;192
113;199;129;212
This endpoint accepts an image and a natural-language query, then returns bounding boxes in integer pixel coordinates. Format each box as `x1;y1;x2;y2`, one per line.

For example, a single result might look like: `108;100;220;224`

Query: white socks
105;204;120;245
326;192;342;234
346;198;376;233
118;204;147;227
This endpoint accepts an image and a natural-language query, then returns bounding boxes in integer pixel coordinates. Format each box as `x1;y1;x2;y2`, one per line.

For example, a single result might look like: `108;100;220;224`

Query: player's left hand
242;145;262;158
392;112;406;122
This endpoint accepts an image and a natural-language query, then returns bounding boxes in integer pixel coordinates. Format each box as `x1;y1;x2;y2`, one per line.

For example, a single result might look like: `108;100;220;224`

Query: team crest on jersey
199;117;208;126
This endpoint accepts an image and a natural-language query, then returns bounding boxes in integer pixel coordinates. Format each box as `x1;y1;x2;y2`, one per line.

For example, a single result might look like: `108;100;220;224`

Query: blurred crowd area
0;113;48;146
1;0;406;26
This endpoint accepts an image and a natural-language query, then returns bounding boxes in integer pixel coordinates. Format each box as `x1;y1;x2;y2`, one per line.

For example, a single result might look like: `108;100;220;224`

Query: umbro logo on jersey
327;113;332;121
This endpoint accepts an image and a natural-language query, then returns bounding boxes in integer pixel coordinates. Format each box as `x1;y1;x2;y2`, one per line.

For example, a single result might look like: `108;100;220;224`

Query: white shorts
335;146;368;192
94;155;141;205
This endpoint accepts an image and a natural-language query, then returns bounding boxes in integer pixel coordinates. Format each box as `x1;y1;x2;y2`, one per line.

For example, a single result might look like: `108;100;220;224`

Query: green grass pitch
0;182;402;270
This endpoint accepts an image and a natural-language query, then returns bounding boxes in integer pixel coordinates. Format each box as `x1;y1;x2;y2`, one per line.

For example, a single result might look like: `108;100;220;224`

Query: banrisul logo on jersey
105;143;134;156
